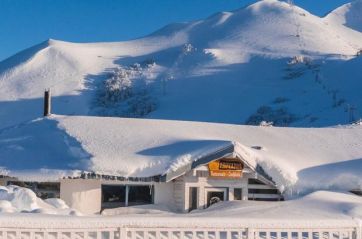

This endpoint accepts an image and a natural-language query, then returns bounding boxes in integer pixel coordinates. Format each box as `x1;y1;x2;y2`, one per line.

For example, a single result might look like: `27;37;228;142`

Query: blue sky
0;0;351;61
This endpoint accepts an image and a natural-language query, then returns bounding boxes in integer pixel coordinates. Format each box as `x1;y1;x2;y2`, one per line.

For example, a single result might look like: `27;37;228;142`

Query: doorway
188;187;198;212
205;188;227;208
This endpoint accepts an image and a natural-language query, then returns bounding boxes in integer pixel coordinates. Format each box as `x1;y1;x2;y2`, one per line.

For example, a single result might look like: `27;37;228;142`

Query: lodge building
1;99;360;215
0;142;282;214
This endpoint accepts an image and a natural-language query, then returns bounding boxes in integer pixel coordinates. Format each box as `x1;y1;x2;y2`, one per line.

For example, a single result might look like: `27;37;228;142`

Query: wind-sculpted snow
1;115;362;196
325;0;362;32
0;185;80;215
0;0;362;128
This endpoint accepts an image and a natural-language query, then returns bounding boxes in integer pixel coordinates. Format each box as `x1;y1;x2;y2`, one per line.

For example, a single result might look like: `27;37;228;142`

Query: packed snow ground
0;0;362;128
1;115;362;196
0;190;361;227
0;185;80;216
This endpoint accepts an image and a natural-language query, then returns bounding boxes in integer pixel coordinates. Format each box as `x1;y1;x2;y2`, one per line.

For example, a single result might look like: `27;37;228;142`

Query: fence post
119;227;127;239
356;225;361;239
248;228;255;239
354;219;362;239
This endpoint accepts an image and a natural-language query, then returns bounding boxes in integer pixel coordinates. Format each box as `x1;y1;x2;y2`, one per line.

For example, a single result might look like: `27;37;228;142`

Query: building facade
59;145;282;214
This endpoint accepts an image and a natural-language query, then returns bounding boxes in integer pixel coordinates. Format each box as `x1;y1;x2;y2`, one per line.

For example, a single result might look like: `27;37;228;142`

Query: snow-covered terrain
1;115;362;197
0;185;79;215
0;0;362;226
325;0;362;32
1;0;362;128
0;191;361;226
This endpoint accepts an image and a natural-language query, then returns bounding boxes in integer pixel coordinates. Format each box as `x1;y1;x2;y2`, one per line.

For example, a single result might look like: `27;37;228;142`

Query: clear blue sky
0;0;351;61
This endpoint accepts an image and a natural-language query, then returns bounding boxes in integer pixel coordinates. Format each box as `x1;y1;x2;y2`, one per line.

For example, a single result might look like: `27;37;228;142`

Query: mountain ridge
325;0;362;32
0;0;362;129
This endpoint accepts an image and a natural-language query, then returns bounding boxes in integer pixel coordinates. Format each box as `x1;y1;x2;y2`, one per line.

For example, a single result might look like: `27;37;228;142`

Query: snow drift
0;185;79;215
0;191;361;224
1;115;362;196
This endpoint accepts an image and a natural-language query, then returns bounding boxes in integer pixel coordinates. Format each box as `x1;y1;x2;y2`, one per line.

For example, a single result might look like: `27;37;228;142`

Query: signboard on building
208;159;243;178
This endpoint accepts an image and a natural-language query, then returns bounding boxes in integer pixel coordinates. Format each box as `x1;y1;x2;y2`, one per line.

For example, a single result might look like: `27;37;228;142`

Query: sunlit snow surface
0;115;362;196
0;0;362;128
0;190;362;224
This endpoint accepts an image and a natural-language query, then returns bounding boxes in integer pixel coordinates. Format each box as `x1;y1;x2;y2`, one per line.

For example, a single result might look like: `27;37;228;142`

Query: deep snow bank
0;191;361;227
1;115;362;196
192;191;362;220
0;185;80;215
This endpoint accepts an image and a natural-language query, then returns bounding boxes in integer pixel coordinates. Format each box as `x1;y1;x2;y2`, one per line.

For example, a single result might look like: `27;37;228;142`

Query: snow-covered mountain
1;0;362;129
325;0;362;32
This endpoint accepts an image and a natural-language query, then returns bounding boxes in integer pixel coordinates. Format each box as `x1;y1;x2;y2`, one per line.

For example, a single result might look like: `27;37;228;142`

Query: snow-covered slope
1;0;362;128
1;115;362;196
325;0;362;32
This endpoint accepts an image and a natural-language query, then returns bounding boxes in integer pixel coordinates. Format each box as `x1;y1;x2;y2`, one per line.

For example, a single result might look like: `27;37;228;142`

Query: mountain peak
0;1;362;129
325;0;362;32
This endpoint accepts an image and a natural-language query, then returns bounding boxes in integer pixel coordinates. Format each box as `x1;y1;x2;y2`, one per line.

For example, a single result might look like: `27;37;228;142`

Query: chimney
43;89;51;117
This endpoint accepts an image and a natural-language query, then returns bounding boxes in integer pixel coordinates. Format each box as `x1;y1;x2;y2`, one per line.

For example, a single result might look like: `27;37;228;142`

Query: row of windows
248;188;279;194
248;198;284;201
7;181;60;199
248;178;266;185
101;185;153;209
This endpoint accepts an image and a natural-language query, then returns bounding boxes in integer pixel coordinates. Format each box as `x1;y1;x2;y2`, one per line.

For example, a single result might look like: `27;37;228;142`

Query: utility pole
43;89;51;117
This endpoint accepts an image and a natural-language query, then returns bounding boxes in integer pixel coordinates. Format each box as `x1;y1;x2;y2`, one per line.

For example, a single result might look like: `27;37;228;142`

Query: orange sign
208;159;243;178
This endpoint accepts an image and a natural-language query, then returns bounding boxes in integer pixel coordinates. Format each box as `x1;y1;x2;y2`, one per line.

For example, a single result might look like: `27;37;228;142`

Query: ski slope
0;0;362;128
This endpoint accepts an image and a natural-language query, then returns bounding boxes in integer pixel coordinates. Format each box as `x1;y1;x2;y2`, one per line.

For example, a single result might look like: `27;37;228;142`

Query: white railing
0;225;360;239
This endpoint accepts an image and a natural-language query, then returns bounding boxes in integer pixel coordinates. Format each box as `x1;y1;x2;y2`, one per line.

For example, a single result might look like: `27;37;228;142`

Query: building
0;116;361;214
0;141;282;214
61;142;282;214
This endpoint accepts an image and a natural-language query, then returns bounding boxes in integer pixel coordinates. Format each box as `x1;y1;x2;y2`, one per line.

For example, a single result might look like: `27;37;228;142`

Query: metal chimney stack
43;89;51;117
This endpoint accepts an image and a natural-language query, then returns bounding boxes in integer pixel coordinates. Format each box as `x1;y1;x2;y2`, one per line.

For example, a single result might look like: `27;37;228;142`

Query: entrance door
189;187;198;212
205;188;227;208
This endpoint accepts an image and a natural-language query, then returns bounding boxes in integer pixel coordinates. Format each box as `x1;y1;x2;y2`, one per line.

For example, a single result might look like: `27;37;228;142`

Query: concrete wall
154;182;175;209
60;179;101;215
173;179;186;212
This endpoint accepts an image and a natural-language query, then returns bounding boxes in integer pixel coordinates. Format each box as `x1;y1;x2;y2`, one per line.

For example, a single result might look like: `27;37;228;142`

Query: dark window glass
207;191;225;207
37;182;60;191
350;190;362;196
128;186;153;206
189;187;198;212
248;198;282;201
234;188;242;200
248;178;266;185
7;181;60;199
102;185;126;209
248;188;279;194
196;171;209;177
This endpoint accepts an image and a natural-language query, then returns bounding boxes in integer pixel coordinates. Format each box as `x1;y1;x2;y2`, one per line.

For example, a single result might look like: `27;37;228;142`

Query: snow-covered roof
1;115;362;195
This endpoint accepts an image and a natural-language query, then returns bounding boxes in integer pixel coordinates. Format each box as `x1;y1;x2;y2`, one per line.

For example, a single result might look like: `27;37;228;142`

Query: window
196;170;209;177
248;178;266;185
128;186;153;206
189;187;198;212
7;181;60;199
102;185;153;209
248;188;279;194
234;188;242;200
102;185;126;209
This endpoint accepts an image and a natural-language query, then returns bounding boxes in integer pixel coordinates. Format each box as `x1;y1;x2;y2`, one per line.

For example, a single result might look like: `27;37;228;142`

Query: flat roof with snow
0;115;362;194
